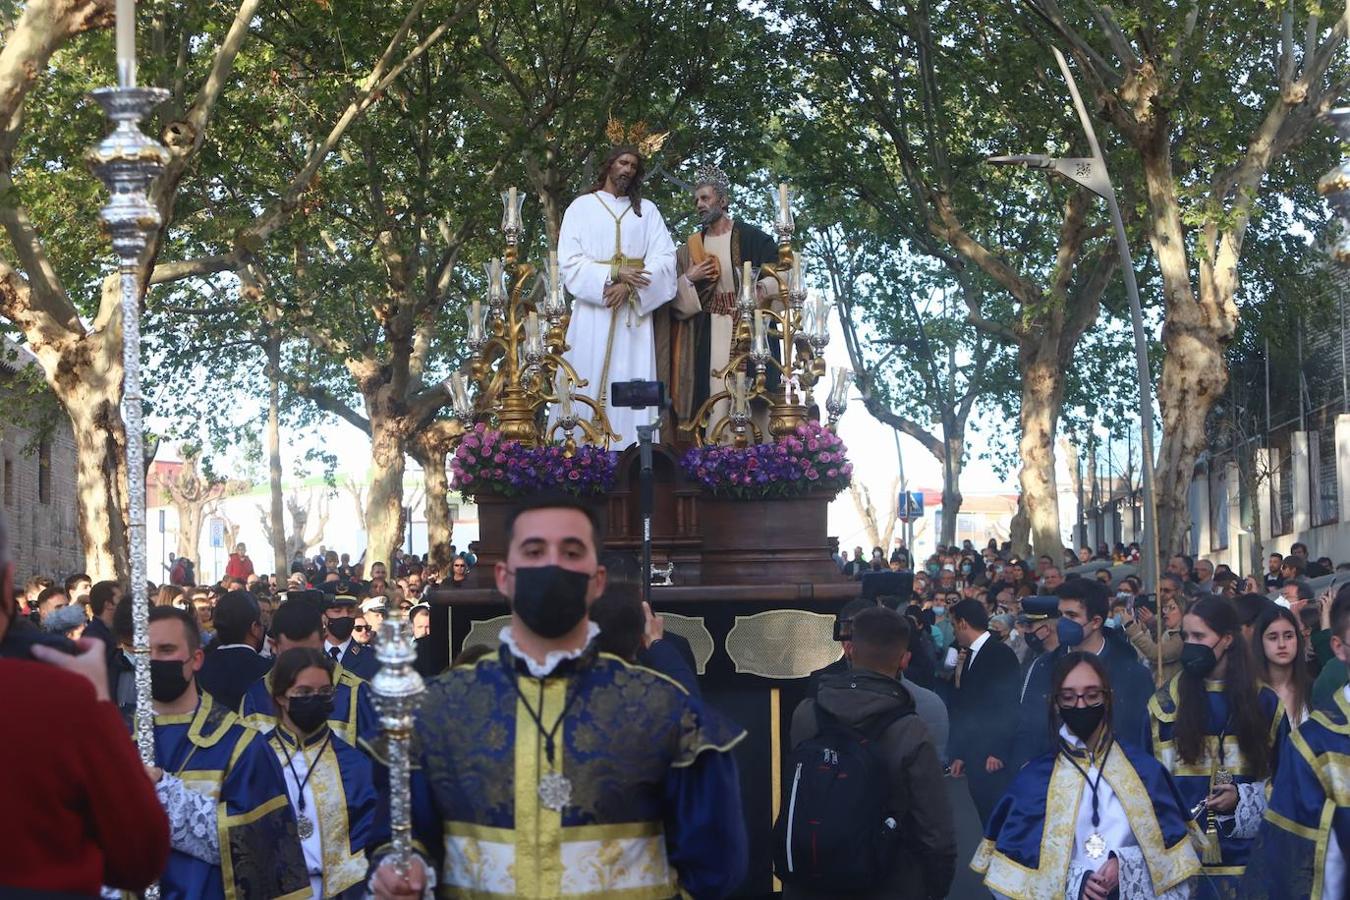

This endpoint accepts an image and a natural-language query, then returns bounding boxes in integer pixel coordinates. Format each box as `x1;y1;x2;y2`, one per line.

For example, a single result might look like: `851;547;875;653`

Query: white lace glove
1216;780;1267;841
156;773;221;864
1113;845;1193;899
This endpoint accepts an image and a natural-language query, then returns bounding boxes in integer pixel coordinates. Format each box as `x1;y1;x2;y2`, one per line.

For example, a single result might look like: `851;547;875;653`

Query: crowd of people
3;496;1349;899
810;537;1350;898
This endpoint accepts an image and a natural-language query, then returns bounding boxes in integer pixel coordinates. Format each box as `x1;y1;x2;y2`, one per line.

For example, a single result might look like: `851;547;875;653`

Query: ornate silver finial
694;163;732;197
371;610;426;879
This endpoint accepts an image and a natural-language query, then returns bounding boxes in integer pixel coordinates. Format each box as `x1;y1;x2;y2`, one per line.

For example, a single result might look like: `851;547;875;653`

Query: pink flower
827;468;838;478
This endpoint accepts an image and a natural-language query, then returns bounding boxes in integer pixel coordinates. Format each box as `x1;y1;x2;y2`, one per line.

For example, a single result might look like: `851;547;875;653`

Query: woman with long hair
1252;604;1312;726
1145;596;1288;895
975;652;1200;898
267;648;381;899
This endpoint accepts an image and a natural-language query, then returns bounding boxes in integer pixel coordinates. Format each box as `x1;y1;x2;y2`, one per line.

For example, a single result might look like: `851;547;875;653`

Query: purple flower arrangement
680;421;853;500
450;424;618;497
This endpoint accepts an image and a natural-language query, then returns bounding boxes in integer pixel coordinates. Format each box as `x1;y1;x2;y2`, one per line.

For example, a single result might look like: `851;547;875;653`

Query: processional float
449;182;851;447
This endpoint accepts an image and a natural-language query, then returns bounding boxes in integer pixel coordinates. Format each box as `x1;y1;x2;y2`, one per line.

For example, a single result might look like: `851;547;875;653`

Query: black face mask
1181;641;1220;678
151;658;192;703
1024;632;1044;654
1059;703;1107;742
511;565;591;638
287;694;334;734
326;616;355;642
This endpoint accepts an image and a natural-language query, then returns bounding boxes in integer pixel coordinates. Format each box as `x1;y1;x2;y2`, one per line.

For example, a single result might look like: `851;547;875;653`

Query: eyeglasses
287;686;336;699
1056;688;1108;707
452;564;467;570
353;624;370;633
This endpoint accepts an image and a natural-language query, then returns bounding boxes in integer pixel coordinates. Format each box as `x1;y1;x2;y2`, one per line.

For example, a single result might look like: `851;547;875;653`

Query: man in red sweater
0;514;169;894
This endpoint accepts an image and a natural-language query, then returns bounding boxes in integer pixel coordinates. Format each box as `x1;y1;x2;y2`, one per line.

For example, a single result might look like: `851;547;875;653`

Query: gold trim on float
770;687;782;894
725;610;838;679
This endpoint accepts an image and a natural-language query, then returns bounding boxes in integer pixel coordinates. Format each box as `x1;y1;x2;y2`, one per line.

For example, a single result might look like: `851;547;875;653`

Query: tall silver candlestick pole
1318;108;1350;266
372;609;426;877
87;85;169;778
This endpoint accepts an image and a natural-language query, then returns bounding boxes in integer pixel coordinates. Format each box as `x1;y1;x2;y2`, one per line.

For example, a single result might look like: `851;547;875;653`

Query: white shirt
966;630;991;667
273;734;325;899
1059;725;1138;870
324;637;352;661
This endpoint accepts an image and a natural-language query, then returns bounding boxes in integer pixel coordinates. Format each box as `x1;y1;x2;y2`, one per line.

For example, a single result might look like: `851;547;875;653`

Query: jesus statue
556;142;677;448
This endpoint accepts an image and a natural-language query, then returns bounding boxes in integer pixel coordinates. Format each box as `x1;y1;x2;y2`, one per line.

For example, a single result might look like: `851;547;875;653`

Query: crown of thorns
694;163;732;196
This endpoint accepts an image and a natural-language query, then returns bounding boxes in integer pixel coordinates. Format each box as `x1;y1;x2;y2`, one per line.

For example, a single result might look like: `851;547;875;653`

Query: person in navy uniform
320;593;378;680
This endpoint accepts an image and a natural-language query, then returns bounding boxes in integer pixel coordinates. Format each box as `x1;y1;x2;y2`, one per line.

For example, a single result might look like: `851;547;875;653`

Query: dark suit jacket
1012;631;1156;769
947;635;1021;765
337;641;379;681
197;645;273;712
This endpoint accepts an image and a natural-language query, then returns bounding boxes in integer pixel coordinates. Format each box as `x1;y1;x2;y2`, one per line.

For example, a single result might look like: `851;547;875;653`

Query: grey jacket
786;669;957;900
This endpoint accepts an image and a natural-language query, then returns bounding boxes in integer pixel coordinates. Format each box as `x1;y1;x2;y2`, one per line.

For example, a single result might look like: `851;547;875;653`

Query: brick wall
0;366;84;581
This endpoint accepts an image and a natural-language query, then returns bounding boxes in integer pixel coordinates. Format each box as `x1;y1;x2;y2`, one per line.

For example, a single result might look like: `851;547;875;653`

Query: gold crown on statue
606;116;670;156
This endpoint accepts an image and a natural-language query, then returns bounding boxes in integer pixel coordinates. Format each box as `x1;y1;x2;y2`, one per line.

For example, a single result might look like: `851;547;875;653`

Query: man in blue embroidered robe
369;494;748;899
238;594;380;749
144;606;307;899
1258;587;1350;899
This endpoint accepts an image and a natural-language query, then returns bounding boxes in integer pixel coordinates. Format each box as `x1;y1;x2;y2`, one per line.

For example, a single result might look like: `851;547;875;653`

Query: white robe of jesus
556;189;677;447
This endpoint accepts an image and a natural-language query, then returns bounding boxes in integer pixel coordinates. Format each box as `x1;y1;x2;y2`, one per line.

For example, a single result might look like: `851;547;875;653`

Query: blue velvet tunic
1258;688;1350;899
1144;675;1287;897
268;724;385;898
152;692;308;900
972;736;1200;899
369;646;749;899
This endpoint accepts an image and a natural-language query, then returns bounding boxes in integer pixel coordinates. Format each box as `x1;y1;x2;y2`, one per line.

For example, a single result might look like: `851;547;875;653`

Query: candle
792;253;803;292
508;187;518;228
489;258;502;301
116;0;136;87
549;250;560;293
469;299;482;340
778;183;789;217
739;260;754;307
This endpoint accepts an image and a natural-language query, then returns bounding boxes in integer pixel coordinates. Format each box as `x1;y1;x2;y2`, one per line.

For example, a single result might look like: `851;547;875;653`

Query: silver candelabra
372;610;426;879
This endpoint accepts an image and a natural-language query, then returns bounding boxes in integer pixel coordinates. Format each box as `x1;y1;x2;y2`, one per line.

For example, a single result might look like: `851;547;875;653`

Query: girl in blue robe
974;651;1201;899
265;648;383;899
1145;596;1287;900
1257;587;1350;899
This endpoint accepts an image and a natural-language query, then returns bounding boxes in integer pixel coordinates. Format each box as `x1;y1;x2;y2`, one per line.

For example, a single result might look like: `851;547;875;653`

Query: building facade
0;341;83;581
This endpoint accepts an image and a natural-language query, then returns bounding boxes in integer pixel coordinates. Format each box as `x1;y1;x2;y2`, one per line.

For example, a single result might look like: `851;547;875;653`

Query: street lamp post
986;47;1160;602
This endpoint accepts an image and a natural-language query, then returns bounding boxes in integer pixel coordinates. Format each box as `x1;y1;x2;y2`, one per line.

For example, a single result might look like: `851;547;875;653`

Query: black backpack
772;704;911;892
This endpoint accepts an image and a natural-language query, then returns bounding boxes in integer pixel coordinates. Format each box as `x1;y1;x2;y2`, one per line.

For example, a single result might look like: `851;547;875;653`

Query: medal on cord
275;731;332;840
1059;737;1114;860
508;671;583;812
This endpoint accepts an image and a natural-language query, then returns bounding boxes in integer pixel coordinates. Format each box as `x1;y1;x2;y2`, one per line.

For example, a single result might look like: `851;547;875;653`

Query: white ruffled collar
500;622;600;678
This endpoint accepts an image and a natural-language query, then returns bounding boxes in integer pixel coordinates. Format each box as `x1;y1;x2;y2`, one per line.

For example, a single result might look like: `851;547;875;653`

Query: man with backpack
778;606;956;900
